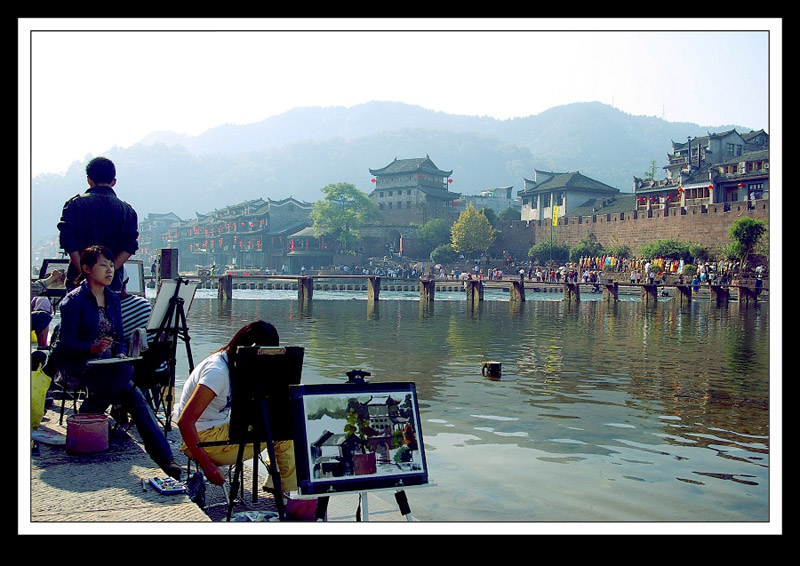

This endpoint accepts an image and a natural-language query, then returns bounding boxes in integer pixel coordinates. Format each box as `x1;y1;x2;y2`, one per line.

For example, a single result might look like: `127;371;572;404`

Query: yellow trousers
182;422;297;491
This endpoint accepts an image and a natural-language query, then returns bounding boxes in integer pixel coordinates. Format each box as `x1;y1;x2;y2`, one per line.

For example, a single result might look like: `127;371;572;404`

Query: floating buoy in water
482;361;502;380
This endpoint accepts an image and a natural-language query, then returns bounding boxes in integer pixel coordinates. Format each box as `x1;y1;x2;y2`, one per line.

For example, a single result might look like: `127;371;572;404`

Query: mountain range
29;100;755;243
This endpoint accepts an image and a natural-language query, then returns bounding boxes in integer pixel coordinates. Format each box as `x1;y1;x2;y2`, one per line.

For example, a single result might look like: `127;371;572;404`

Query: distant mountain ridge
30;101;753;243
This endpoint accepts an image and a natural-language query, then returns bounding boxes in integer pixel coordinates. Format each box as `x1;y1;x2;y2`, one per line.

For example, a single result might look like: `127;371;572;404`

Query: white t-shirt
173;351;232;432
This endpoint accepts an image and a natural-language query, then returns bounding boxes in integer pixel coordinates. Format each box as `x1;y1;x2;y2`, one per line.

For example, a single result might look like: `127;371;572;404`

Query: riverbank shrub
569;235;604;263
528;241;570;264
639;239;691;261
430;243;459;264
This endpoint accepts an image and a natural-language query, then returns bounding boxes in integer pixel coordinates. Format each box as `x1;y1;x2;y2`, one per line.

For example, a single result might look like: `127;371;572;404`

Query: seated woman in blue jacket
57;245;181;480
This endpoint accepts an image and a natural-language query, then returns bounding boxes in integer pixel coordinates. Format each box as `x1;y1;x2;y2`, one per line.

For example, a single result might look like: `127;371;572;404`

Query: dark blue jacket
56;280;126;374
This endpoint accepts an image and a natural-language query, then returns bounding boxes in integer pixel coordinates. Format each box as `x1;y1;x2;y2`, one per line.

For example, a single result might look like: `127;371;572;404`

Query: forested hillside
30;101;750;242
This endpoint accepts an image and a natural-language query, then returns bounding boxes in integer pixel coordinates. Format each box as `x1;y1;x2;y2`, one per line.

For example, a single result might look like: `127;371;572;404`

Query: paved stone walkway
26;402;410;531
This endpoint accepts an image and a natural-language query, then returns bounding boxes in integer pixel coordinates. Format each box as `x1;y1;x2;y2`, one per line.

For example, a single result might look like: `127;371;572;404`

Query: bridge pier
641;284;658;305
367;276;381;302
217;274;233;300
738;285;759;305
709;284;730;307
298;276;313;303
420;278;435;303
509;280;525;302
674;284;692;306
602;281;619;302
464;279;483;308
563;283;580;303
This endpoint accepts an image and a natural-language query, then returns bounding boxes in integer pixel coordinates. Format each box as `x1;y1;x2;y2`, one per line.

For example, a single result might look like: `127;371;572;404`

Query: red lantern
448;178;453;183
371;178;376;183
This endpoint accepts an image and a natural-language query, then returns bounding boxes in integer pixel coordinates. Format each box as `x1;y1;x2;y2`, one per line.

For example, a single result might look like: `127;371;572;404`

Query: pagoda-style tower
369;155;458;225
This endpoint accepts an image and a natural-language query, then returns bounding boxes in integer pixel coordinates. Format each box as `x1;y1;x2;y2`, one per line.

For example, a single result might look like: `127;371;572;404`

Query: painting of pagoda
297;387;425;486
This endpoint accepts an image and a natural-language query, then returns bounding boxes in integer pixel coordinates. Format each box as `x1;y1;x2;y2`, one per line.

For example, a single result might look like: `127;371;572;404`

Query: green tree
569;234;604;263
415;218;451;256
430;243;459;264
310;183;382;253
639;239;691;261
605;244;631;259
729;218;767;271
528;240;570;264
498;207;521;222
480;207;498;227
642;160;658;181
450;202;496;256
686;242;712;264
343;409;370;454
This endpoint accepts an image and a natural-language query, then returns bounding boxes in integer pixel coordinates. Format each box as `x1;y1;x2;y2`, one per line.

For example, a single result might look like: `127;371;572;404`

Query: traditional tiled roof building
369;156;458;225
518;170;620;222
454;186;518;216
633;129;769;211
164;197;315;273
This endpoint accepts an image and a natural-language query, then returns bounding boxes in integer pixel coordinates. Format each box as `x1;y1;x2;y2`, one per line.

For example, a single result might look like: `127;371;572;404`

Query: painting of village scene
291;383;428;494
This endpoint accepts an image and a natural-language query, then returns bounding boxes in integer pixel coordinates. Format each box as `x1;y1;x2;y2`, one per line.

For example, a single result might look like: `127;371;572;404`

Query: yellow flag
552;205;559;226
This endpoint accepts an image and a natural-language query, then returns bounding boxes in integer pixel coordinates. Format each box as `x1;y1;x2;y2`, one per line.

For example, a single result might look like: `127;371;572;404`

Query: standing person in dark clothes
58;157;139;293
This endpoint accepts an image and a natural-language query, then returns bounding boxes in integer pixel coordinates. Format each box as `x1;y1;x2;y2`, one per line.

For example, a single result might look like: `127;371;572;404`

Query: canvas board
290;382;428;495
147;278;199;331
122;260;145;296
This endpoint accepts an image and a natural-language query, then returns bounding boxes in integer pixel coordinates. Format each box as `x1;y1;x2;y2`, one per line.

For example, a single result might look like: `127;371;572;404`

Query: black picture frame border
290;381;428;496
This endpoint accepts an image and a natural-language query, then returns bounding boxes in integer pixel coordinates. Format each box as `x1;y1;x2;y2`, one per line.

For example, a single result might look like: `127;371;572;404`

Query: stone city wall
498;200;770;258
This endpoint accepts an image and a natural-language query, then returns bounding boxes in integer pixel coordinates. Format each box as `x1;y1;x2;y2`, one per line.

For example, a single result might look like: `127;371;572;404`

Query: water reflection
173;290;770;522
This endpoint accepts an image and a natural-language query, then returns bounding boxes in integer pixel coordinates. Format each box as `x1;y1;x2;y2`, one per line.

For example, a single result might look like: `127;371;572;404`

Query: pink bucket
66;414;109;454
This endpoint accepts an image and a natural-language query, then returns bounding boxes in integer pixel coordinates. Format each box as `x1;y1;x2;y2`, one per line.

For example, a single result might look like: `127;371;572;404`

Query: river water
162;285;773;530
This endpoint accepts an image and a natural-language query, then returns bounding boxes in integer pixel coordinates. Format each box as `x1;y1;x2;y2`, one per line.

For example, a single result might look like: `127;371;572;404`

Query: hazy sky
20;19;779;178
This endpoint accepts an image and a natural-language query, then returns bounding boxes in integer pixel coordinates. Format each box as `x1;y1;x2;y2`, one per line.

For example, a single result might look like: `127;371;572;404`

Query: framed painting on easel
290;381;428;496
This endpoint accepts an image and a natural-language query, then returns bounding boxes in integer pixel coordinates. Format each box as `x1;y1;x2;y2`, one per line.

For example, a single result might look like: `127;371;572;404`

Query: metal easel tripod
150;277;195;432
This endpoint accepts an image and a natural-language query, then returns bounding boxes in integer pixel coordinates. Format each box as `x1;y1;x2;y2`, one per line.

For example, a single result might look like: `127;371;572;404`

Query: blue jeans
79;361;173;466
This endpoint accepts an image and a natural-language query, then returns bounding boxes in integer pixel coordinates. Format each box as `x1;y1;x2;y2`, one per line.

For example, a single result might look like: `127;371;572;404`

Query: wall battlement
501;200;770;257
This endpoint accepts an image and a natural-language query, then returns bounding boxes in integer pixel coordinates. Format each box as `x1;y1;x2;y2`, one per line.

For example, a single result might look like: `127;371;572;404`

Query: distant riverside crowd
317;254;766;286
